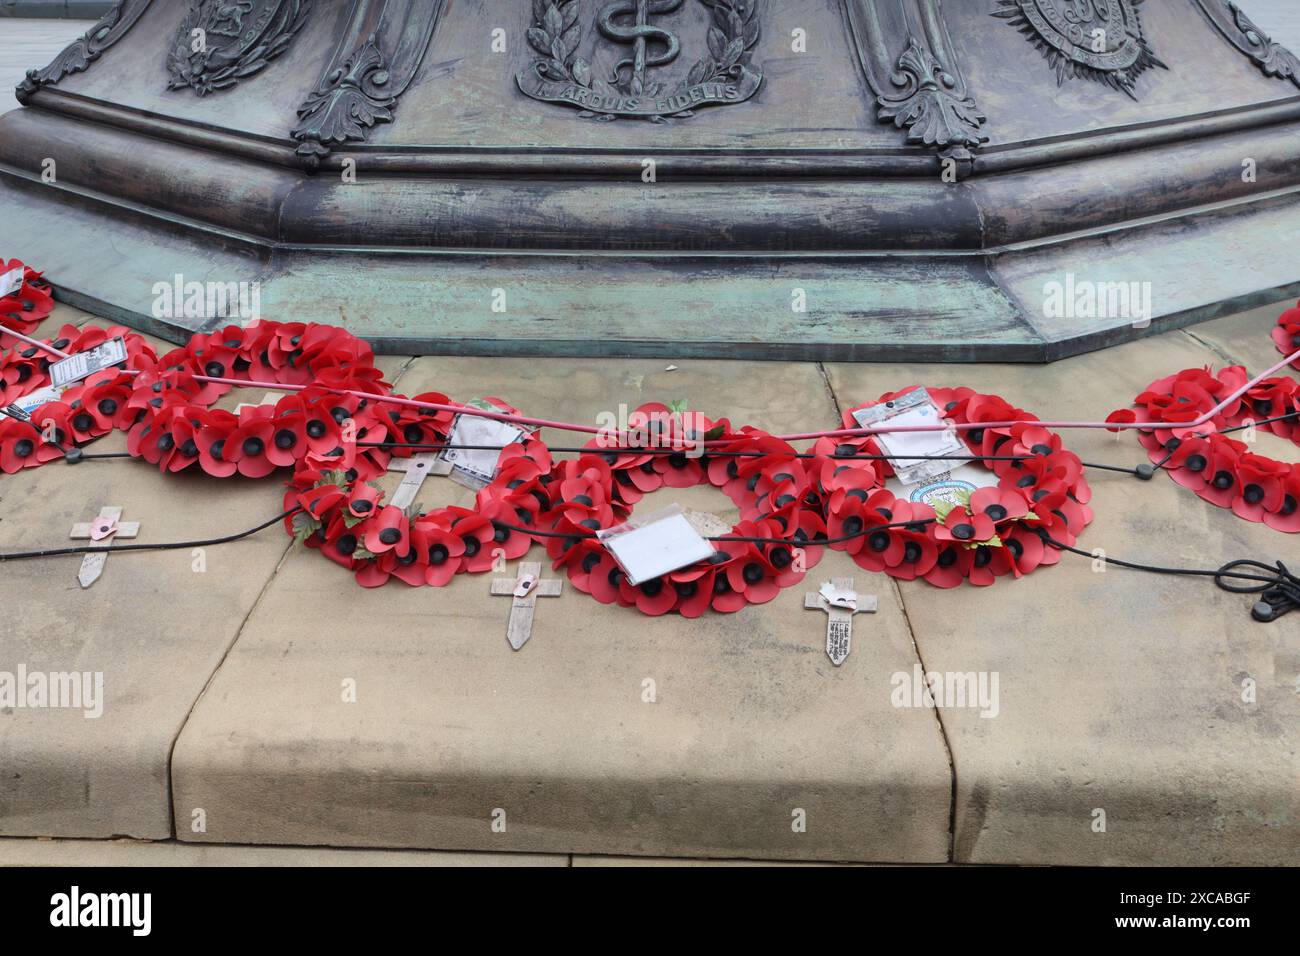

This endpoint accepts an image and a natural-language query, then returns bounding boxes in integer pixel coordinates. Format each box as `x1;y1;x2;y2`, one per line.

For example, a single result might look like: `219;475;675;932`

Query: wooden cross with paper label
804;577;877;666
70;506;139;588
490;561;562;651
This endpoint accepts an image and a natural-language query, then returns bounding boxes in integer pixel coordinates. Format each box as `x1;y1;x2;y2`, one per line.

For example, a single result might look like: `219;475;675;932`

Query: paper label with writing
49;337;128;389
438;399;533;490
1;386;64;422
852;389;968;486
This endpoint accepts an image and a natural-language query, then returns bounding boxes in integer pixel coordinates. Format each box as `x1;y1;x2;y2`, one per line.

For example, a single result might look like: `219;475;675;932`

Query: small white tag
0;267;23;298
819;581;858;611
683;509;733;538
439;400;531;490
49;337;128;389
598;505;716;586
852;389;967;486
1;385;64;421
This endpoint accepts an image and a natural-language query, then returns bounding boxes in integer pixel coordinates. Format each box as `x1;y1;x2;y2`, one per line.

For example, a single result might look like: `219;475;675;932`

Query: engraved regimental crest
167;0;312;95
517;0;763;122
995;0;1166;99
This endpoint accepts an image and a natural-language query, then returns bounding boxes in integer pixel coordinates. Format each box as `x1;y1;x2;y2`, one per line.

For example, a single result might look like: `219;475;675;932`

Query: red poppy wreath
1107;365;1300;533
543;403;827;617
814;387;1094;588
0;319;392;478
283;397;557;591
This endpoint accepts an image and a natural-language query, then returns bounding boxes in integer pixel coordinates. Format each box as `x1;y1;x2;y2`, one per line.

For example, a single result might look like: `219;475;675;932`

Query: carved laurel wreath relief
516;0;764;122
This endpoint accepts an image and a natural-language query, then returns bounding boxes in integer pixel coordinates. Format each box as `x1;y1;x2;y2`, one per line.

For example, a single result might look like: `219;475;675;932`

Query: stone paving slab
825;309;1300;865
170;357;954;863
0;314;411;840
0;837;564;866
1182;299;1300;376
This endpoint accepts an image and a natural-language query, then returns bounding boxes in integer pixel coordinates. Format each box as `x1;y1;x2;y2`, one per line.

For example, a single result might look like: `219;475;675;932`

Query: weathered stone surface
1180;299;1300;375
0;837;563;866
171;358;953;862
0;320;410;840
825;321;1300;865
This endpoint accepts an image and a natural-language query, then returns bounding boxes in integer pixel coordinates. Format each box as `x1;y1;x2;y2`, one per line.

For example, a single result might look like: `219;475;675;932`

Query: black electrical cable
357;440;1152;477
0;508;301;562
491;517;936;547
1041;532;1299;623
7;410;1299;621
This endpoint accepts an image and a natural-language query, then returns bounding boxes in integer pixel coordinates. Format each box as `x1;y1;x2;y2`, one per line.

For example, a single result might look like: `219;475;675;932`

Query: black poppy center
429;545;449;565
1212;470;1234;490
306;420;327;439
379;528;401;545
209;439;225;461
641;578;664;597
869;530;891;552
1185;454;1207;472
950;523;975;540
742;562;764;584
337;534;358;556
842;516;863;536
462;536;481;557
770;547;792;568
242;437;264;457
1243;484;1265;504
14;439;33;458
274;429;297;450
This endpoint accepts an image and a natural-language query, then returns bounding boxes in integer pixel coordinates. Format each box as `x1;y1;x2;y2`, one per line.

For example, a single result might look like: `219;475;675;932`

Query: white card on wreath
0;267;24;298
851;388;968;486
598;505;716;586
438;400;531;489
49;337;128;389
